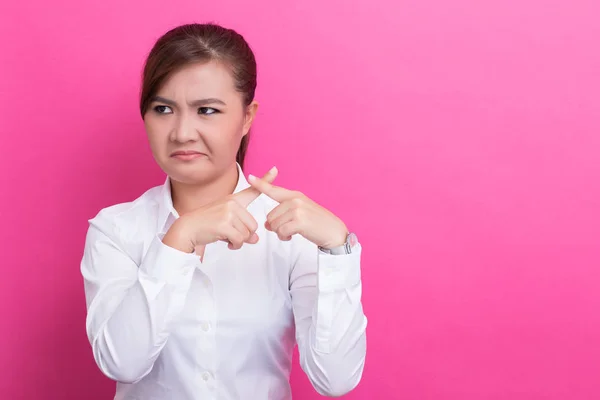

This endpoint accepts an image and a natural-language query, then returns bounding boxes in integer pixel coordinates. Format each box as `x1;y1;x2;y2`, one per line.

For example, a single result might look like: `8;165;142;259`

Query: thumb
233;166;278;207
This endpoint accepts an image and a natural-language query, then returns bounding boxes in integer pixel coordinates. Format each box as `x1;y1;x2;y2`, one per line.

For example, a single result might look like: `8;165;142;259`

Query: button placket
194;271;218;395
200;370;217;392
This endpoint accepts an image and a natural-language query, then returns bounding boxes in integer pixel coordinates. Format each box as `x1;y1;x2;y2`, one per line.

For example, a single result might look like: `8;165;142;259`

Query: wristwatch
318;233;358;255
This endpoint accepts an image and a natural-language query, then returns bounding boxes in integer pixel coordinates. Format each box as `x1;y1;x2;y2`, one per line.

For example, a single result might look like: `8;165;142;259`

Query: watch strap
318;233;358;255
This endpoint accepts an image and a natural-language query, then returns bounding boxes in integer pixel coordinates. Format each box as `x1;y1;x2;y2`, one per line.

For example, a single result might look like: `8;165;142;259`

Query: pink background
1;0;599;399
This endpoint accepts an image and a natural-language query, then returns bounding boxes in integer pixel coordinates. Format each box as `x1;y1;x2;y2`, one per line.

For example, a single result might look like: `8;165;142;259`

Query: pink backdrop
1;0;599;399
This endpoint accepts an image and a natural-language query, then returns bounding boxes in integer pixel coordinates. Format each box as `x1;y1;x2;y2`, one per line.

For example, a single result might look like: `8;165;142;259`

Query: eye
153;105;173;114
199;107;219;115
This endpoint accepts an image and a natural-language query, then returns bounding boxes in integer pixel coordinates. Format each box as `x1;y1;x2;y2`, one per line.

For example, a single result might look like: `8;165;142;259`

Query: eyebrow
150;96;227;107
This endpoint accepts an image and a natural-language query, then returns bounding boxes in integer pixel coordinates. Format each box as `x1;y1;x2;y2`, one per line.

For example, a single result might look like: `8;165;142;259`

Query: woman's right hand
162;167;278;253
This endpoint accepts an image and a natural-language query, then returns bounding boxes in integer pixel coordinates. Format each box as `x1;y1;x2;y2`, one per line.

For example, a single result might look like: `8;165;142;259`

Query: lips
170;150;207;160
171;150;203;156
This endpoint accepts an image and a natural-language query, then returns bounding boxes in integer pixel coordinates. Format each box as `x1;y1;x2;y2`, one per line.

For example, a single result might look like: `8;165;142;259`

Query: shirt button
202;372;211;381
201;322;211;332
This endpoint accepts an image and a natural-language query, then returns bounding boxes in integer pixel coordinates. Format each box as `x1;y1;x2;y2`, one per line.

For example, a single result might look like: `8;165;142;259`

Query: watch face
348;233;358;247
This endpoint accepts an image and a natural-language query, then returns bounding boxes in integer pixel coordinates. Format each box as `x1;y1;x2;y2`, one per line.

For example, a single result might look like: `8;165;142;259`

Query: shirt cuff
317;244;362;292
138;233;199;285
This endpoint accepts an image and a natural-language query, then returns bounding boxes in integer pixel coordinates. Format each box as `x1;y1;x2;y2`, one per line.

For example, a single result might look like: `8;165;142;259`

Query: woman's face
144;61;257;185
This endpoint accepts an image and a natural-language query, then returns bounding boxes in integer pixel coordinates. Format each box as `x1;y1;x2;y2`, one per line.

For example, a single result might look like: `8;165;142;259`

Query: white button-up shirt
80;166;367;400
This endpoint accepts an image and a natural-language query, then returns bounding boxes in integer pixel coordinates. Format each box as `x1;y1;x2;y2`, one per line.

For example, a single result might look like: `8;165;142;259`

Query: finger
231;217;252;243
247;173;294;203
265;202;294;229
221;225;245;250
247;232;259;244
233;167;278;208
273;220;297;241
230;232;258;247
229;212;259;248
232;201;259;234
267;209;295;233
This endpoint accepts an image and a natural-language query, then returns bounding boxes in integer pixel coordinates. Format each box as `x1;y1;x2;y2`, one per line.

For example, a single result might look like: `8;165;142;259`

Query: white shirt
80;165;367;400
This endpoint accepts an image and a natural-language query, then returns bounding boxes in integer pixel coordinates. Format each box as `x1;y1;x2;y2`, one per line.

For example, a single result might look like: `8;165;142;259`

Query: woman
81;23;367;400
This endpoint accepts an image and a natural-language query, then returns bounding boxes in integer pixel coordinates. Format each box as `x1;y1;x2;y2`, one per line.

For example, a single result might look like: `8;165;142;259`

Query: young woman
81;23;367;400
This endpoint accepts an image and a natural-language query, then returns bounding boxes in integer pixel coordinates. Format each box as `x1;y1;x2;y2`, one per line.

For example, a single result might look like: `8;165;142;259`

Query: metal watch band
318;233;357;255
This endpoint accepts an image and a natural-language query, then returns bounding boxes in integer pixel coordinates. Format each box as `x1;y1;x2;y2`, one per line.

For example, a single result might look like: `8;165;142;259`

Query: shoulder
87;185;163;244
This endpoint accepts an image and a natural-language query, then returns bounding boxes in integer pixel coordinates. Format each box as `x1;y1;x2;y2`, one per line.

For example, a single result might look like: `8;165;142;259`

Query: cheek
144;118;167;150
145;114;168;134
209;116;245;149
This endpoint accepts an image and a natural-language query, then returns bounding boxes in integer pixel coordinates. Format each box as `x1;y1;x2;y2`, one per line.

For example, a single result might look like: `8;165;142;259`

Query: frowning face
144;61;257;185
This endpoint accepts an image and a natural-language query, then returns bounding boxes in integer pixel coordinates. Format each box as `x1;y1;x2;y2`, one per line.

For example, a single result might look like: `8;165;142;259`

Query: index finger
233;166;278;207
247;173;294;202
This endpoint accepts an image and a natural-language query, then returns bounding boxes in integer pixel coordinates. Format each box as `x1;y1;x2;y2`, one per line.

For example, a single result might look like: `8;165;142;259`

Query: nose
170;112;199;143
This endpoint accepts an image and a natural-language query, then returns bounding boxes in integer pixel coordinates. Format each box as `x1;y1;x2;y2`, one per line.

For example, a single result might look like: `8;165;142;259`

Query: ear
242;100;259;137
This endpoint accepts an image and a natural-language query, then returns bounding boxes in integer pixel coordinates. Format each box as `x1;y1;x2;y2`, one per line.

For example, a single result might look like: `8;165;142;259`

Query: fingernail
270;166;278;174
248;174;256;182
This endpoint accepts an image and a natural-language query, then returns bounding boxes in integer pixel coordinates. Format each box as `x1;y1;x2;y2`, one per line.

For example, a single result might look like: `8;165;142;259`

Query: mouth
170;150;207;161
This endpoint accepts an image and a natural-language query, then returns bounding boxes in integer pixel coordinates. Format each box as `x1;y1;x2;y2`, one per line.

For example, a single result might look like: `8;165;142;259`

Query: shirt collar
157;162;250;231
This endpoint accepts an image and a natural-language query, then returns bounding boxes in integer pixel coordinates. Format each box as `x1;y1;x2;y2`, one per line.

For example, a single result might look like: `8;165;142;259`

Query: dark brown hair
140;23;257;168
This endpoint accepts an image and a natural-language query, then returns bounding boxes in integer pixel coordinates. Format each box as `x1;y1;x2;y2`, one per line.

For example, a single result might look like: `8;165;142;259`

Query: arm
81;218;199;383
81;169;278;382
290;235;367;397
245;173;367;396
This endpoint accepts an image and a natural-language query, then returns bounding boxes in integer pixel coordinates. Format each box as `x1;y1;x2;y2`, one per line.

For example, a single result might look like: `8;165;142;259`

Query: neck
170;163;240;216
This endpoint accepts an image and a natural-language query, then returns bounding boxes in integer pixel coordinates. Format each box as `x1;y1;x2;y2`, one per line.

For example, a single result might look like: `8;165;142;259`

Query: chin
171;170;216;186
162;160;217;185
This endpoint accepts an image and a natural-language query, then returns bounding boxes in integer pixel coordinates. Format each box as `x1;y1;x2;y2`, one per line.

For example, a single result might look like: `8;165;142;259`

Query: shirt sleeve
289;235;367;397
80;217;199;384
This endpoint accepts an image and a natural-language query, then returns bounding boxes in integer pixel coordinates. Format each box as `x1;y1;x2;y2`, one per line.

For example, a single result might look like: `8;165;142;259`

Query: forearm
300;289;367;397
296;249;367;397
85;234;197;383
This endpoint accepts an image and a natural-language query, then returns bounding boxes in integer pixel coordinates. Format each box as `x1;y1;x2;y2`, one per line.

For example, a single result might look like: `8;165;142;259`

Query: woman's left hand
248;172;348;249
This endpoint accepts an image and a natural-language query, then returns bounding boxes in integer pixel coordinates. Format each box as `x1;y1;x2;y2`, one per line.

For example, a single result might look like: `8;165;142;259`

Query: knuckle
249;218;258;231
235;233;245;244
217;220;229;231
280;224;291;236
279;232;292;241
293;207;303;219
225;208;238;220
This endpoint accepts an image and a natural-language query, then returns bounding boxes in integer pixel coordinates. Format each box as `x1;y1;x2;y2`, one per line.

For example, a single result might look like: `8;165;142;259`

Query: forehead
157;61;237;98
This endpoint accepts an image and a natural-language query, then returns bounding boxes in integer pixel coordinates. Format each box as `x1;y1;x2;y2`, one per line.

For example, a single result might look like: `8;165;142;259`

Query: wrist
319;231;358;256
163;217;195;253
322;225;349;249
